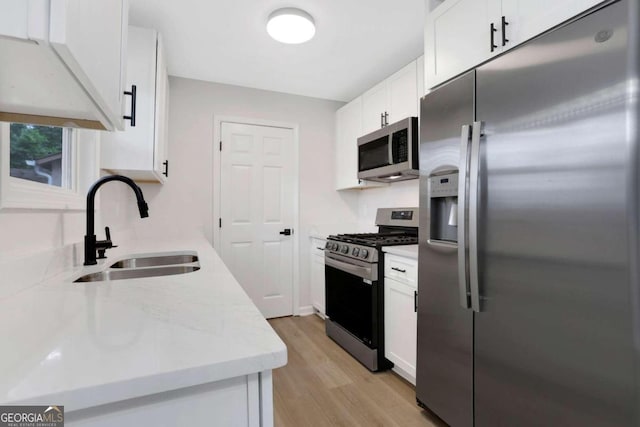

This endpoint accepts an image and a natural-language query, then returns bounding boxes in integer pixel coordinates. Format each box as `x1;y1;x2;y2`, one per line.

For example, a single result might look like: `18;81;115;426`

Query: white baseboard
392;365;416;386
298;305;315;316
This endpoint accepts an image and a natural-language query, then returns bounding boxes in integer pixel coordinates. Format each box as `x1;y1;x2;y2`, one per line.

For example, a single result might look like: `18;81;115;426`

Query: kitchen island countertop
0;234;287;411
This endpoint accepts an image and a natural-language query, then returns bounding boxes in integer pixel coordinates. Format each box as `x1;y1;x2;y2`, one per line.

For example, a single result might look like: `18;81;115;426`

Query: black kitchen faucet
84;175;149;266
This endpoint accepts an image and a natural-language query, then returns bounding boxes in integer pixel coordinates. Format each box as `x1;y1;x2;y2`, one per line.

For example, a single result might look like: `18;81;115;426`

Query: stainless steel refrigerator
417;1;640;426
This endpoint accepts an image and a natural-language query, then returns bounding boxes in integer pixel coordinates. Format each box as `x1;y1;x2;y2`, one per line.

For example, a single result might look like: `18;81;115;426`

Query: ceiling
128;0;425;102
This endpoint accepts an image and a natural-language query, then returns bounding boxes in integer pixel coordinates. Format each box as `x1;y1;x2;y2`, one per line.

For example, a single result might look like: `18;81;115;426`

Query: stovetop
325;231;418;263
324;208;419;263
328;232;418;247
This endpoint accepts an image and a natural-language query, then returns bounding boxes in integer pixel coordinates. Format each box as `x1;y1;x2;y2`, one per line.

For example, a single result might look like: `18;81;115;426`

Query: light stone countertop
0;235;287;411
382;244;419;260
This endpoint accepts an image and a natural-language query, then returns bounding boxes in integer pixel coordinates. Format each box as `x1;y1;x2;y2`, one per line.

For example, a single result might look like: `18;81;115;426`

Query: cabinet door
384;277;417;384
361;80;388;134
425;0;496;88
387;61;418;124
501;0;603;47
310;257;325;315
101;27;157;176
335;97;362;190
310;239;326;315
49;0;127;130
153;33;170;181
416;55;425;100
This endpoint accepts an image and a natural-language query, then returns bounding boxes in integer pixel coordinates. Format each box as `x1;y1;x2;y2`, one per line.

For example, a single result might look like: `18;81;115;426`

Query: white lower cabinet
66;371;274;427
310;238;326;316
384;254;418;384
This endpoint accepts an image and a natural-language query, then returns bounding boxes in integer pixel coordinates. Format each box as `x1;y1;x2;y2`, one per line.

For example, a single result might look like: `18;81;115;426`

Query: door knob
279;228;292;236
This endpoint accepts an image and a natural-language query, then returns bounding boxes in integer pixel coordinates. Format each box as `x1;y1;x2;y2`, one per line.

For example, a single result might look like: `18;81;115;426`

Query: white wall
357;180;420;224
116;77;360;311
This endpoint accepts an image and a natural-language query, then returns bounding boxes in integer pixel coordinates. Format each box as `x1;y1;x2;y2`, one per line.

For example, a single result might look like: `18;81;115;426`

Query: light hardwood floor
268;315;446;427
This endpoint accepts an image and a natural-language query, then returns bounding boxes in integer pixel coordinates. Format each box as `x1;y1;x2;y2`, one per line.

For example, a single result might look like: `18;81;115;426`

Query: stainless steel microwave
357;117;419;183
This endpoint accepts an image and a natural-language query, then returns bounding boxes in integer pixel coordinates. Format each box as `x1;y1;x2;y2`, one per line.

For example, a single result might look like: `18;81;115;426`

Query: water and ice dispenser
429;172;459;243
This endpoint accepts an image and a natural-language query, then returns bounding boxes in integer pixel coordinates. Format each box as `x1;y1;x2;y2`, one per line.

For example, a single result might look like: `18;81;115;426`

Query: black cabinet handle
391;267;406;273
162;160;169;177
384;111;389;127
381;113;384;128
501;16;509;46
490;23;498;52
123;85;137;127
279;228;292;236
414;290;418;312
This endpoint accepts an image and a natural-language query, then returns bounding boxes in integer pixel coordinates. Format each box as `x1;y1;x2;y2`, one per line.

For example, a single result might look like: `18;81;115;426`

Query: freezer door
474;1;637;426
417;71;474;427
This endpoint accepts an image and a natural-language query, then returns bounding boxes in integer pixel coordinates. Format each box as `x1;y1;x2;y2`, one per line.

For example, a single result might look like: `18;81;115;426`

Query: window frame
0;122;99;210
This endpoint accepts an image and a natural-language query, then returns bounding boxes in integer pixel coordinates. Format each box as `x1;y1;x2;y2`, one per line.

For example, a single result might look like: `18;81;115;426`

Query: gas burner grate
330;232;418;247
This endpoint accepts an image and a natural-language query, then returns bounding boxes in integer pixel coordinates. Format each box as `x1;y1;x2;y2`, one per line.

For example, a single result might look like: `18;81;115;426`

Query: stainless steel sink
74;265;200;283
110;254;198;269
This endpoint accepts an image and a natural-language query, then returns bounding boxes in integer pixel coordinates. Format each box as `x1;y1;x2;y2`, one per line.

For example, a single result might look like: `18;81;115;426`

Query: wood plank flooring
268;315;446;427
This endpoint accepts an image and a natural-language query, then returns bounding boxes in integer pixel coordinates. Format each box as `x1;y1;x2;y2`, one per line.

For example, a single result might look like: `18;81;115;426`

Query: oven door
325;252;379;348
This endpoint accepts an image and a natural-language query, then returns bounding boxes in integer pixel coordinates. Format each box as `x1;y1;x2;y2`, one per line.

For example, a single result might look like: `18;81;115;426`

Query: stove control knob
352;247;360;257
360;249;369;259
325;241;331;249
341;245;349;254
332;243;339;251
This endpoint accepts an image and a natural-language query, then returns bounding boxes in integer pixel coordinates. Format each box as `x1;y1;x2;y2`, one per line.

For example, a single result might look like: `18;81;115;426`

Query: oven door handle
325;255;376;282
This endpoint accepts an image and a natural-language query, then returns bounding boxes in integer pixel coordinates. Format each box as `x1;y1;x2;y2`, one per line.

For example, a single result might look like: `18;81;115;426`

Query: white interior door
220;122;295;319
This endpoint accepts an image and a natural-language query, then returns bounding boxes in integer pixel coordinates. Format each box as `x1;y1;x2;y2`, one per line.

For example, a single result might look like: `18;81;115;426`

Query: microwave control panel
430;173;458;198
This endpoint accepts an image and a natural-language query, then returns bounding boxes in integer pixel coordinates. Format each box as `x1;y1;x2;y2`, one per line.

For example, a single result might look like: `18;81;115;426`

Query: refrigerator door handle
469;121;483;312
458;125;472;309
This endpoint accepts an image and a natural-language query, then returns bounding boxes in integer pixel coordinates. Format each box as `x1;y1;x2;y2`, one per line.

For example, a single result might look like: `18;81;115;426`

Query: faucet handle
104;227;118;249
95;227;117;259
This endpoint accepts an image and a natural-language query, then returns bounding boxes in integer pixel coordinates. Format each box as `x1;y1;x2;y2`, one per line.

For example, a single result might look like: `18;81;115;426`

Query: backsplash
357;179;419;225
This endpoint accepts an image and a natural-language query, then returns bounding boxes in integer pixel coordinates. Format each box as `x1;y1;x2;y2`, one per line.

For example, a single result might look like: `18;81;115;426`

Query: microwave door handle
469;121;483;312
388;134;393;165
458;125;471;309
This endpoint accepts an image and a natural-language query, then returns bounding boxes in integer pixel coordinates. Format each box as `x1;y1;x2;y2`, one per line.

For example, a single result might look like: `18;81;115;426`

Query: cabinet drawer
384;254;417;287
311;238;326;257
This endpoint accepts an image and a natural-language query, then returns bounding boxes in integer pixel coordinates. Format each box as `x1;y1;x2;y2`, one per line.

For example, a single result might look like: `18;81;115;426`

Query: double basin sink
75;251;200;283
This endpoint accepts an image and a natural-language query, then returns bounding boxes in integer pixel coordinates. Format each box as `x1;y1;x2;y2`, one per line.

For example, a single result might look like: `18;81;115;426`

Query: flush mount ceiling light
267;8;315;44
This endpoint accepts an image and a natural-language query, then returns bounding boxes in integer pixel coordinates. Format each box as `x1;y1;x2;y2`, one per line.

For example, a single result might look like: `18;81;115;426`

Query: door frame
213;115;301;316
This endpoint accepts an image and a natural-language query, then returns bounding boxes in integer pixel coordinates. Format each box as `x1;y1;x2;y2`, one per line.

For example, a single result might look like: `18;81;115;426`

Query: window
0;122;99;210
9;124;71;188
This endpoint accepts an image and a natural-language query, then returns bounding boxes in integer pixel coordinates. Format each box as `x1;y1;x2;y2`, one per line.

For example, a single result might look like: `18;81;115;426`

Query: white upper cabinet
0;0;128;131
501;0;604;46
425;0;496;90
334;97;386;190
362;61;419;134
101;27;170;183
362;81;389;135
417;55;425;99
425;0;603;88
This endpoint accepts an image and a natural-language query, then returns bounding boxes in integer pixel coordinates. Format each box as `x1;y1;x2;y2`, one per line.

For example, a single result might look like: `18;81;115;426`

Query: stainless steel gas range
324;207;418;371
